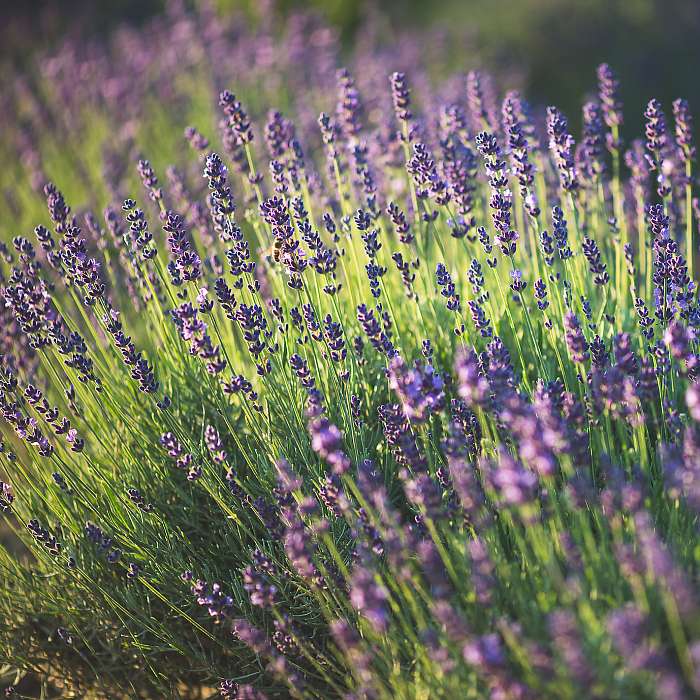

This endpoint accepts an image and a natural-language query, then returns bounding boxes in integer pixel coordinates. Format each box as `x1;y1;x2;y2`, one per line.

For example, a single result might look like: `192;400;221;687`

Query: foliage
0;3;699;699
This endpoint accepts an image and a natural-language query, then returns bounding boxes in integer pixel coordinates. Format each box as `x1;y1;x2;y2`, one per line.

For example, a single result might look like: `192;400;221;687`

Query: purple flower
597;63;623;131
184;125;209;152
56;627;73;645
264;109;294;160
468;299;493;338
357;304;395;357
163;211;202;283
548;610;594;688
336;68;363;139
27;519;61;556
468;537;495;605
482;449;537;507
456;347;489;406
476;131;519;257
203;153;236;227
330;619;374;686
243;550;278;608
509;268;527;295
502;91;539;216
232;619;270;653
192;579;233;623
379;402;427;473
664;320;694;368
613;332;639;376
204;425;227;464
284;517;318;581
443;416;486;524
634;510;697;616
608;603;685;696
564;311;589;363
127;488;153;513
0;481;15;512
467;70;496;132
499;393;557;476
171;302;226;375
390;72;411;122
673;98;695;162
104;309;158;393
408;142;449;205
463;632;504;667
534;278;549;310
323;314;346;364
137;159;162;204
435;263;461;312
85;521;121;564
484;336;517;401
403;472;445;521
687;383;700;421
349;565;389;632
418;539;452;600
645;98;667;165
219;90;253;145
309;417;351;475
388;354;445;423
635;297;655;341
392;252;417;299
582;236;609;285
580;101;606;180
219;680;238;700
547;106;579;193
386;201;412;244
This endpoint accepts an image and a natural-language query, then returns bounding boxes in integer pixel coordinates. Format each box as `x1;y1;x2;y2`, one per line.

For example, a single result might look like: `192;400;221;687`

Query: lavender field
1;2;699;698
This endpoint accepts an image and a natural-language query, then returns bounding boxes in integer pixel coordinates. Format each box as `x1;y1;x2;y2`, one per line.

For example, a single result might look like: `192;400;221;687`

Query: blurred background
2;0;699;133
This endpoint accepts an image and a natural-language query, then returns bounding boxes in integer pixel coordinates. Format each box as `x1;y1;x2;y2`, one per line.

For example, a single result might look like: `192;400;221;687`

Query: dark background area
2;0;700;138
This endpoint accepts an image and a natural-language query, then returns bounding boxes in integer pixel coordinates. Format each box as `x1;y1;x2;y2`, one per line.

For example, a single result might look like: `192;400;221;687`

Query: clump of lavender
0;12;699;700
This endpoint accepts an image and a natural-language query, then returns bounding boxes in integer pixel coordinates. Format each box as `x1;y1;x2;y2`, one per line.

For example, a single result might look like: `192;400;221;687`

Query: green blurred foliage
420;0;700;132
2;0;699;133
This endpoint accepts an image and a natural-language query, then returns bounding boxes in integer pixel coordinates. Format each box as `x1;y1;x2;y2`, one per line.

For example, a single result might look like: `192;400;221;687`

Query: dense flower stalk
1;14;699;700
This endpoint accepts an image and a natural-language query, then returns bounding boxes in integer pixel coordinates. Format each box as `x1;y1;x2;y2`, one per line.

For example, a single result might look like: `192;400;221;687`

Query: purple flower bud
597;63;623;130
193;579;233;623
0;481;15;512
455;347;489;407
309;417;351;474
548;610;594;688
688;383;700;422
390;72;411;122
349;565;389;632
547;106;579;193
672;98;695;163
219;90;253;144
482;449;537;507
645;98;667;165
564;311;589;363
243;550;278;608
388;355;445;423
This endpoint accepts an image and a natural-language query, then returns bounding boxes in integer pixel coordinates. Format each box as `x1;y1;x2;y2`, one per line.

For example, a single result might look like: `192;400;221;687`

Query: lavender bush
1;3;699;698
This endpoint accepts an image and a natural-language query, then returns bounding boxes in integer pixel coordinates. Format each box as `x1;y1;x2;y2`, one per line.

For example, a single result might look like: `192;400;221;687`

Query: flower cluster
1;6;699;699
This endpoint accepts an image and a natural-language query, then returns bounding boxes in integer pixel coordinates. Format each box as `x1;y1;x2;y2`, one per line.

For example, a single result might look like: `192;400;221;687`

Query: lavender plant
0;4;699;699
